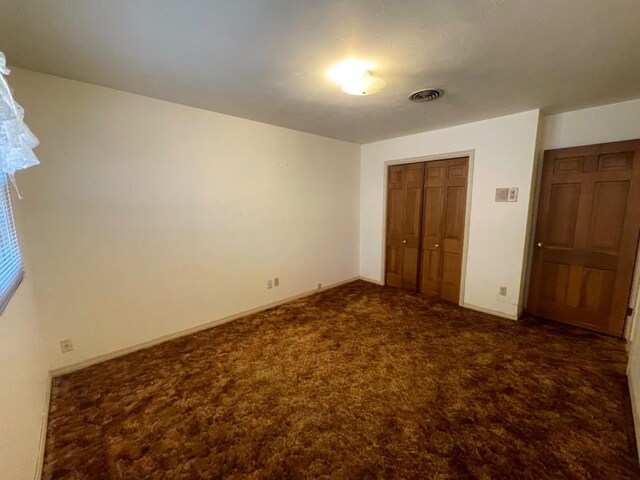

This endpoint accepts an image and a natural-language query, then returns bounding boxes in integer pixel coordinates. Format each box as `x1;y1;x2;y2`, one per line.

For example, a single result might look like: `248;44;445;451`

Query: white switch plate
499;286;507;296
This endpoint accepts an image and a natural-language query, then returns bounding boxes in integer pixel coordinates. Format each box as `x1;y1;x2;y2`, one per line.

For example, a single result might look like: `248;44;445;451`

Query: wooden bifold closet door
420;158;469;302
385;158;469;303
385;163;424;290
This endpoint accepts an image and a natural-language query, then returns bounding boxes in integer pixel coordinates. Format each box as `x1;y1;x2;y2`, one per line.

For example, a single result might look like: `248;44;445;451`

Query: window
0;174;23;313
0;52;38;313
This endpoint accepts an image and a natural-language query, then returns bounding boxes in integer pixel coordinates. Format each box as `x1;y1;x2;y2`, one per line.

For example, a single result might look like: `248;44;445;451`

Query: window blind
0;174;23;313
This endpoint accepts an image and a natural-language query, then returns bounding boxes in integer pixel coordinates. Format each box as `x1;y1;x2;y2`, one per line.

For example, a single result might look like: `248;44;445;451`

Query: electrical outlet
499;286;507;296
317;283;322;291
267;280;273;289
59;339;73;353
274;277;279;287
507;187;518;202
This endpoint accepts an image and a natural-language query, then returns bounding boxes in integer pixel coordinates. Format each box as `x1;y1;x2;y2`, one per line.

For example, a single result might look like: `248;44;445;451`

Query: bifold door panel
385;163;424;290
420;159;468;302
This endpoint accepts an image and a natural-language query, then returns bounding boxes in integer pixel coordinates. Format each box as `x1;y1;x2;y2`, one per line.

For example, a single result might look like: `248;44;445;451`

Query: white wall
0;275;49;480
543;98;640;150
9;68;361;371
360;110;541;319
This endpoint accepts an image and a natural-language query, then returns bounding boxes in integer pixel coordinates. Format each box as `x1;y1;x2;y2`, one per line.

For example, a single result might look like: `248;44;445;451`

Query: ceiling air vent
408;88;444;103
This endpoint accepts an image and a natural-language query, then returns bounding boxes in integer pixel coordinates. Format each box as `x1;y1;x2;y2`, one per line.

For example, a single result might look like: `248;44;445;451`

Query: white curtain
0;52;39;196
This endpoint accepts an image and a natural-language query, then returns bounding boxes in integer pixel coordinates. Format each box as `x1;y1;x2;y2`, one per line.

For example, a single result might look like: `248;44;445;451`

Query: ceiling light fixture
341;71;386;96
327;59;386;96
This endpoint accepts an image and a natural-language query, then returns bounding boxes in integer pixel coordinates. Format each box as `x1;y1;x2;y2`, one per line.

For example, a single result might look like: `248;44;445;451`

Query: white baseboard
34;372;52;480
462;302;519;321
357;280;520;323
358;279;520;322
50;277;360;377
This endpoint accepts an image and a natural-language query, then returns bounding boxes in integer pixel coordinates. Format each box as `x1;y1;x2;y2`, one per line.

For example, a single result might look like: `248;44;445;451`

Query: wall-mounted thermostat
495;187;518;202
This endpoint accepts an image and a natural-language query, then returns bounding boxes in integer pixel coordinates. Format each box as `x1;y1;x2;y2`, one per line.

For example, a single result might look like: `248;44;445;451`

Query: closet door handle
402;240;407;244
435;243;439;248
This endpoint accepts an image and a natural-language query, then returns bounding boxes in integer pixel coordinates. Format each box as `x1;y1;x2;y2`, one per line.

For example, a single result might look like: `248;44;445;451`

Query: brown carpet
43;281;639;479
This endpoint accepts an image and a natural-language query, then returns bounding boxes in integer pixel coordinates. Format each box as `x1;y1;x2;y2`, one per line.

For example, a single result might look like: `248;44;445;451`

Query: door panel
404;187;423;238
385;169;405;288
546;183;580;247
444;186;464;237
420;249;440;293
579;267;615;314
385;163;424;290
528;140;640;336
439;159;468;303
420;158;468;302
554;156;585;174
598;152;633;172
586;181;629;251
402;248;420;288
539;262;570;304
401;163;425;289
385;244;402;288
441;252;461;302
387;189;404;238
420;161;446;296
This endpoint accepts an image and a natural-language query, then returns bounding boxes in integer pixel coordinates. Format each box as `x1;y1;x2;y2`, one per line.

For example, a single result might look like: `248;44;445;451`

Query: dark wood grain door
420;158;468;302
386;163;424;290
440;159;469;303
420;160;446;296
528;140;640;336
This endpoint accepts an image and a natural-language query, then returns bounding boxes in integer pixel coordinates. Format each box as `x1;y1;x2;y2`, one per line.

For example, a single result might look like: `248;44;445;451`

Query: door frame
380;150;475;306
524;140;640;338
626;248;640;340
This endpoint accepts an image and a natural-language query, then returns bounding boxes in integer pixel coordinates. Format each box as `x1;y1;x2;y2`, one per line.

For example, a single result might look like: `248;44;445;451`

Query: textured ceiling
1;0;639;144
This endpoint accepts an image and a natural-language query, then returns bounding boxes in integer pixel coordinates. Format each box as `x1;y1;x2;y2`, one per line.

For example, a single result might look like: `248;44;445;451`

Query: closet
385;157;469;303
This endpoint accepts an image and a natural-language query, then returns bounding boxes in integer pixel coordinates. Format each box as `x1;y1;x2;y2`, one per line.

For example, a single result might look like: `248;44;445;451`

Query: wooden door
440;159;469;302
528;140;640;336
385;163;424;290
420;160;446;296
419;158;468;302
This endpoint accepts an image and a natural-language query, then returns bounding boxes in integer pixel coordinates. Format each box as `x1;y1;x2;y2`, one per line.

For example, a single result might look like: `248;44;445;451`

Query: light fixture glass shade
327;59;373;84
341;71;386;96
